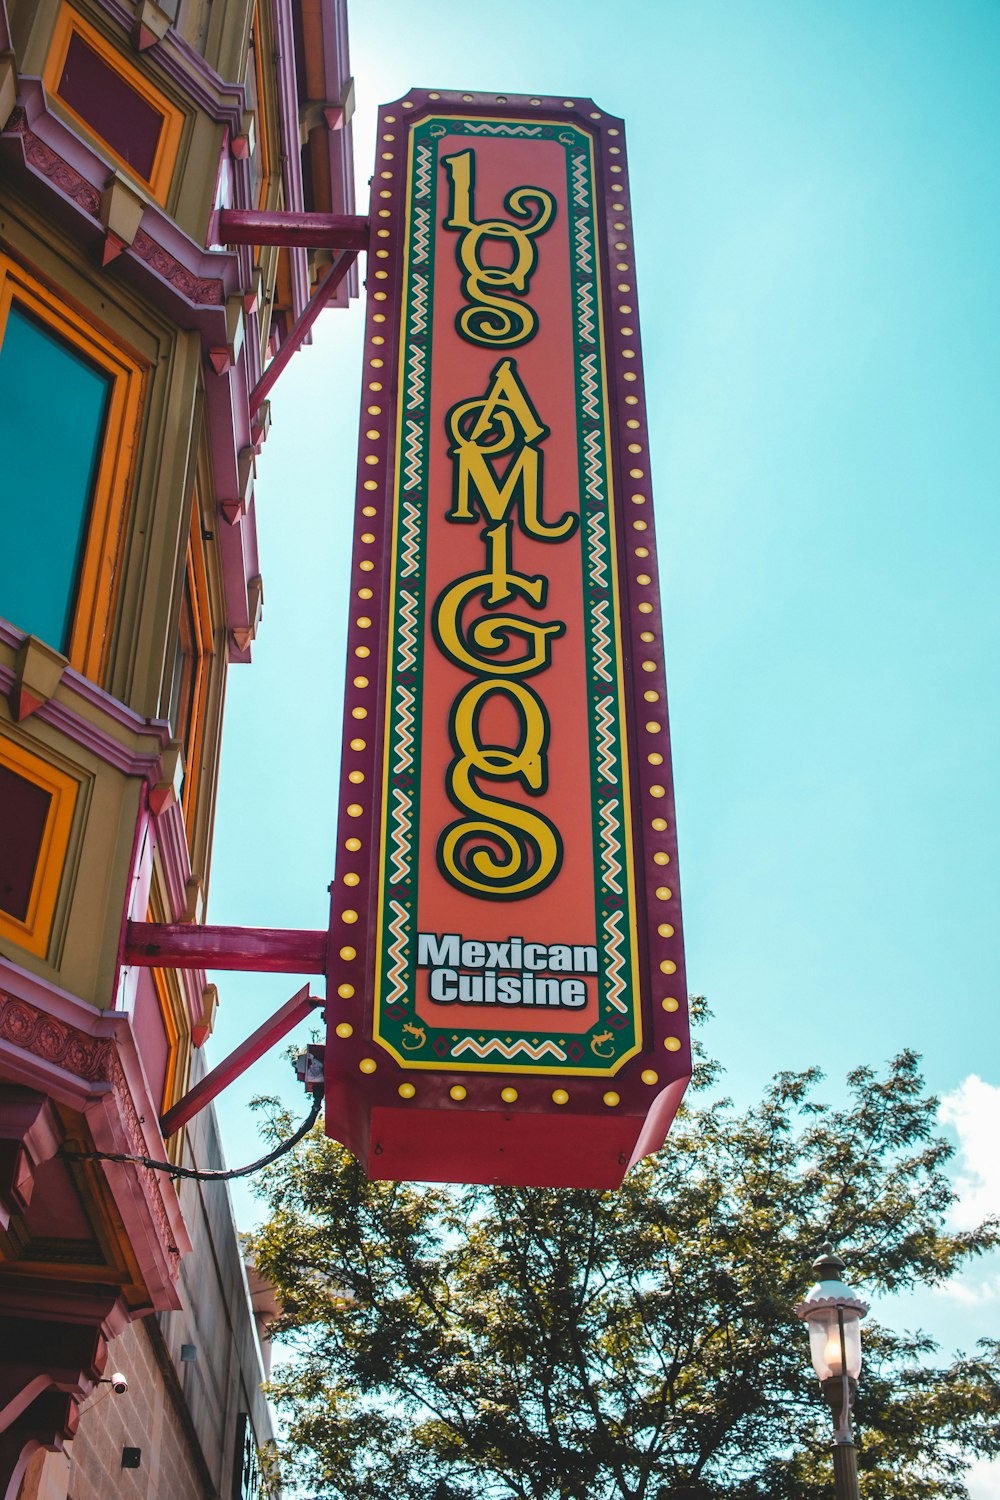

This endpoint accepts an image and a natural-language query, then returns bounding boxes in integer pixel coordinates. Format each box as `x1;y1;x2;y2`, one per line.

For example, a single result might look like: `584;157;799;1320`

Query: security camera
110;1373;128;1396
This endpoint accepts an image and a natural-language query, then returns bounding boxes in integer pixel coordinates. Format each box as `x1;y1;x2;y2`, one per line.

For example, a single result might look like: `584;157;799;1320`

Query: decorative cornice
7;107;100;214
0;631;169;782
130;225;224;305
0;964;192;1299
0;993;112;1083
6;107;227;307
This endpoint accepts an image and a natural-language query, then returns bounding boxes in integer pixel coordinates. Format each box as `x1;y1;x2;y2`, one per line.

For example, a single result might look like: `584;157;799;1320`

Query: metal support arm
124;922;328;973
217;209;370;252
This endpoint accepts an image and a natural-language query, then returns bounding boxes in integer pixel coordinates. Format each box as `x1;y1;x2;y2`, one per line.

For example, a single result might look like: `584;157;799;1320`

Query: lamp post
795;1243;869;1500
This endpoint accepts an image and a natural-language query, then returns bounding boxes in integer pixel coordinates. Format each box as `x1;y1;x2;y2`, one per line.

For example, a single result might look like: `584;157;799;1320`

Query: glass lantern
794;1243;869;1384
803;1303;864;1381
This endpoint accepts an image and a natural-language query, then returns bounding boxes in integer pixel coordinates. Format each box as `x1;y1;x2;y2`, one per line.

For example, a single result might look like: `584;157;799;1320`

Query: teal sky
205;2;999;1472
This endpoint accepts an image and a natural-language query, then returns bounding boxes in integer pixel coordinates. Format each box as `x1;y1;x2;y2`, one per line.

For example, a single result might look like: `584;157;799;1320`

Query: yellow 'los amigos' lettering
434;569;564;677
437;679;562;898
434;361;573;679
442;150;556;347
431;197;571;900
447;359;576;544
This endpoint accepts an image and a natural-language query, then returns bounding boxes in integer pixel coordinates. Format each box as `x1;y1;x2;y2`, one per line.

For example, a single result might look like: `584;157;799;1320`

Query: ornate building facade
0;0;354;1492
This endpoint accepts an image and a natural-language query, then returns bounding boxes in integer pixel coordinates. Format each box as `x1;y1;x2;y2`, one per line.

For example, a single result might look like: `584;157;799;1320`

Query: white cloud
894;1081;1000;1497
931;1271;1000;1307
966;1457;1000;1499
927;1076;1000;1319
940;1076;1000;1231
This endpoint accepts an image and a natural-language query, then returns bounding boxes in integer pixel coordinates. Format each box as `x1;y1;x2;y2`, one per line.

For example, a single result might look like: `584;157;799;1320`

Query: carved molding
0;995;112;1084
0;990;182;1277
131;227;224;305
5;111;225;307
101;1049;181;1268
6;109;101;215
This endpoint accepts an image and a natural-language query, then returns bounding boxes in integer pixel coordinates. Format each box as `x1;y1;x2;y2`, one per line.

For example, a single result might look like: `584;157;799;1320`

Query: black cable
62;1090;322;1181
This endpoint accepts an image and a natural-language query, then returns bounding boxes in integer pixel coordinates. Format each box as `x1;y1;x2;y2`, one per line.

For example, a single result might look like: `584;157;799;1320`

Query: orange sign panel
325;91;690;1187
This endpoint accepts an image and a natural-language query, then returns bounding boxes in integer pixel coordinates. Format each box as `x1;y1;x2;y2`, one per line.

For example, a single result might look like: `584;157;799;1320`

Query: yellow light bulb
823;1330;843;1376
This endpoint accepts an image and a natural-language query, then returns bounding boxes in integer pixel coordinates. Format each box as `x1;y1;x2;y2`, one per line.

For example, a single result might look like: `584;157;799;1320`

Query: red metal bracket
124;922;327;973
217;209;369;252
249;249;357;416
160;983;321;1137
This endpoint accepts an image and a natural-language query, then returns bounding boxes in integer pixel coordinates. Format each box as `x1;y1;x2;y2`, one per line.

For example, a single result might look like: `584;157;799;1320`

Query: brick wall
15;1102;278;1500
66;1320;210;1500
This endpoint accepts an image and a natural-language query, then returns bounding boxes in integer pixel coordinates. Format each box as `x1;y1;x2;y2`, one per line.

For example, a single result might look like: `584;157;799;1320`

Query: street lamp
795;1242;869;1500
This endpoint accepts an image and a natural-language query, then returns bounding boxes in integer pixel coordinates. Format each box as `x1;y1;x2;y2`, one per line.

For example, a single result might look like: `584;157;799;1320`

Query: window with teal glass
0;302;112;653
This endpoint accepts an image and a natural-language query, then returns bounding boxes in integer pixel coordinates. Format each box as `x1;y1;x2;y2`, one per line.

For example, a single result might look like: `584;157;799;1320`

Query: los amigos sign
325;91;690;1188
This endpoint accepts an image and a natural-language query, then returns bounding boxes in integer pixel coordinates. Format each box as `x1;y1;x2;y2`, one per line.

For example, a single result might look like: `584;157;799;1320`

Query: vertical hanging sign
325;90;690;1188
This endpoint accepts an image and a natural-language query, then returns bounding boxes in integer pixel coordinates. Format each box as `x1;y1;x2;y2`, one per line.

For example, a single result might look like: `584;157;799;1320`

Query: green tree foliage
249;1021;999;1499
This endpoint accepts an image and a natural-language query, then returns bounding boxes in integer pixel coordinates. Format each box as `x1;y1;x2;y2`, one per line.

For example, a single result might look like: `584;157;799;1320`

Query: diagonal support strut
248;248;357;416
159;984;322;1138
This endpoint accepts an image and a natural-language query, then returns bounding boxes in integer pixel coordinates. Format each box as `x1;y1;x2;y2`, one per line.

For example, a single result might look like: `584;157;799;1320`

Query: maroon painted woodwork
57;30;163;182
0;976;193;1302
0;766;50;923
159;984;320;1137
248;249;357;414
123;922;328;973
0;1391;76;1498
0;1088;60;1231
0;1088;136;1491
217;208;369;251
131;971;171;1109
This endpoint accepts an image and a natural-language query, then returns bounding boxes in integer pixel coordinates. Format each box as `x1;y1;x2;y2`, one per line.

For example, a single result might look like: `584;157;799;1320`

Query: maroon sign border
325;88;689;1166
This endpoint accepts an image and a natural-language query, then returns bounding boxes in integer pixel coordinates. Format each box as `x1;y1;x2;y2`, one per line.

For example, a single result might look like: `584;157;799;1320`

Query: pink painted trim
124;923;328;974
113;807;205;1022
83;0;247;133
151;797;194;923
202;349;260;662
160;983;318;1136
0;959;193;1304
303;0;357;300
0;630;170;778
113;792;152;1011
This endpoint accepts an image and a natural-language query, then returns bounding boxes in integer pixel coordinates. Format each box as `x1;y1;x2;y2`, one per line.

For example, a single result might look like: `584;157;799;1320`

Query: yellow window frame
147;882;192;1164
250;2;273;212
0;735;79;958
151;964;191;1121
0;253;146;683
43;5;185;205
180;498;215;843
